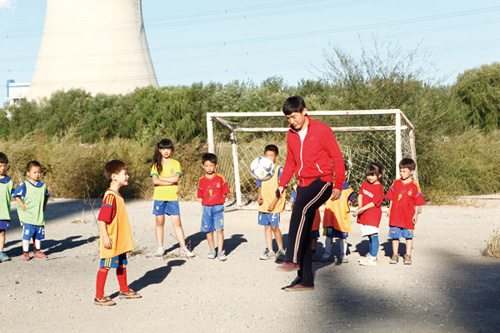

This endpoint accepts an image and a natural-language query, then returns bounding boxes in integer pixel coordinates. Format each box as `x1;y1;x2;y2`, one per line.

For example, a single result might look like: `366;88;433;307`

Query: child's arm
99;220;112;249
267;197;283;212
352;194;363;217
386;201;392;218
14;197;26;211
43;196;48;211
152;174;180;186
257;186;263;205
354;202;376;217
412;205;418;224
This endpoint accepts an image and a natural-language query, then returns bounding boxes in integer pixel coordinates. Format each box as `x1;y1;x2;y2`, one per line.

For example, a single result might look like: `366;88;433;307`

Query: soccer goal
206;110;417;207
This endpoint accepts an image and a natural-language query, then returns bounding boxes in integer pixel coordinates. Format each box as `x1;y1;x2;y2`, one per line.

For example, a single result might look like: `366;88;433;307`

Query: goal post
207;109;416;207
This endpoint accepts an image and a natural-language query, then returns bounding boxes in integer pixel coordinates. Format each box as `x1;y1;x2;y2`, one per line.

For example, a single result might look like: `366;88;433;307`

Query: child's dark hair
104;160;128;182
365;163;384;181
399;158;416;170
26;161;41;172
0;152;8;164
264;144;279;156
283;96;306;115
202;153;217;165
153;139;174;175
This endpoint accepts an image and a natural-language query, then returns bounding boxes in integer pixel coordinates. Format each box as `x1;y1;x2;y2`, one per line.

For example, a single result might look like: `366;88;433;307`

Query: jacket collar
289;115;312;134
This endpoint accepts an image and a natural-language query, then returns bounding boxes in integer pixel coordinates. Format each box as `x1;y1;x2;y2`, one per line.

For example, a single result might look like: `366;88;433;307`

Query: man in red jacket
276;96;345;291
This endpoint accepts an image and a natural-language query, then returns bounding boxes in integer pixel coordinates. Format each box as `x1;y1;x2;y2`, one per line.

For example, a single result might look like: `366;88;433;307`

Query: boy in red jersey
94;160;141;306
198;153;230;261
276;96;345;291
386;158;425;265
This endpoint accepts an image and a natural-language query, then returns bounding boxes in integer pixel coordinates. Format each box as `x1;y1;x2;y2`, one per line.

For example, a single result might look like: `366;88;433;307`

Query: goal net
207;110;416;207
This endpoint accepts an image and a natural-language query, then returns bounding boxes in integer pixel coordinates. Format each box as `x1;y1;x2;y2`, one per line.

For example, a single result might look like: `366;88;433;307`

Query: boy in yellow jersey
94;160;141;306
257;145;286;261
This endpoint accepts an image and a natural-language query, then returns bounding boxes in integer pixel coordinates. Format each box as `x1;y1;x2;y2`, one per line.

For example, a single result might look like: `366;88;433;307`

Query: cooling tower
28;0;158;100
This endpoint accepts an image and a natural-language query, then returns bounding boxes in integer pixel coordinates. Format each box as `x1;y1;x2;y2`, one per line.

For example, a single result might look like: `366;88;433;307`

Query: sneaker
218;251;227;261
260;249;276;260
275;249;286;262
22;253;30;261
284;283;315;292
0;252;10;262
155;247;165;257
276;261;300;271
180;247;195;258
340;255;349;263
404;254;412;265
207;251;216;259
34;250;47;259
389;255;399;264
94;296;116;306
118;289;142;299
359;255;377;266
320;253;331;262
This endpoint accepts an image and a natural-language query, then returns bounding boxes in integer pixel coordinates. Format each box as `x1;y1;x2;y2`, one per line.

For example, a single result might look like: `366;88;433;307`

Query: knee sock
96;267;109;298
369;235;379;257
116;265;130;293
324;237;333;255
340;239;347;257
35;239;41;250
22;239;30;252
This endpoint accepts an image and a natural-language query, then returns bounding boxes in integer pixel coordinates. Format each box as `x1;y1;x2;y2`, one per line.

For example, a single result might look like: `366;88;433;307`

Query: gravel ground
1;198;500;333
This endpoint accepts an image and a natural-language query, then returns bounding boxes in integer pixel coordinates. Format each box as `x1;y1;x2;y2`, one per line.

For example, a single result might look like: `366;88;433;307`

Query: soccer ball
250;156;275;181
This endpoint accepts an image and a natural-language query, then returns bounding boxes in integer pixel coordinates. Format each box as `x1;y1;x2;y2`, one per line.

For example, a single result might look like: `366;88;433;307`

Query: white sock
35;239;41;250
340;239;347;256
324;237;333;255
22;239;30;252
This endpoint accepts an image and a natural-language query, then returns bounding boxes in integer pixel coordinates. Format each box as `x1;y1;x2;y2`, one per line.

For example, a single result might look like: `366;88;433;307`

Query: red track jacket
278;116;345;190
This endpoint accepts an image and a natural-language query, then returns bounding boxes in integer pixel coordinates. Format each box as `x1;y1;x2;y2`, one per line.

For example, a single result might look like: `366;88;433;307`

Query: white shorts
360;224;379;237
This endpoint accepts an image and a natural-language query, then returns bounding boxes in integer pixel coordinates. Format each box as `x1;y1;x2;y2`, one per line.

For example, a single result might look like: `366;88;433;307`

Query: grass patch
483;230;500;258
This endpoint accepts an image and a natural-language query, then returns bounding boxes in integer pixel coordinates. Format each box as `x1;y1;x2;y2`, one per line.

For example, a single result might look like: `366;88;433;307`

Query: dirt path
1;199;499;332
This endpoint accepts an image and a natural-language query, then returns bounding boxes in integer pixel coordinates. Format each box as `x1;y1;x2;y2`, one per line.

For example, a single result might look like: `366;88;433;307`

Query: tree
454;63;500;131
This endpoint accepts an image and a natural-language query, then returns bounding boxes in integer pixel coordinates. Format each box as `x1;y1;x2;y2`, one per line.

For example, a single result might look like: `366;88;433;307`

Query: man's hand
276;186;284;199
103;235;112;249
330;188;341;201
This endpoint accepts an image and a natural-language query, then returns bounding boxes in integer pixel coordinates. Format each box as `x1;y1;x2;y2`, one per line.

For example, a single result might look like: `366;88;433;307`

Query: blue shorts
311;230;320;238
201;205;224;232
100;253;127;268
258;212;280;227
22;223;45;241
324;227;348;239
152;200;180;216
0;220;10;230
389;226;414;239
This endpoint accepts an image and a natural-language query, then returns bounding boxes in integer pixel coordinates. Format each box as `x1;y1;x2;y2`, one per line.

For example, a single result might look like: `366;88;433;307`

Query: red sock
116;265;130;293
95;267;109;298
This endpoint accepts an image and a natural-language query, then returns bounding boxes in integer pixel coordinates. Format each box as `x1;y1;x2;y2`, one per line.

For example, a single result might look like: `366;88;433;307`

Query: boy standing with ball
256;145;285;261
276;96;345;291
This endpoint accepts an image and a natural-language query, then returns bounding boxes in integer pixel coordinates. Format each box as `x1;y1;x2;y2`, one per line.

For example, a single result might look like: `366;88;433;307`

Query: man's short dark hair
26;161;41;172
104;160;128;182
0;152;8;164
283;96;307;115
399;158;416;170
202;153;217;165
264;144;279;156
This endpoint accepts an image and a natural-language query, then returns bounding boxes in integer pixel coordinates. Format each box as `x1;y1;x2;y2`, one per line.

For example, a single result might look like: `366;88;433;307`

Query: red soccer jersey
357;181;384;227
385;179;425;229
98;191;117;223
197;173;230;206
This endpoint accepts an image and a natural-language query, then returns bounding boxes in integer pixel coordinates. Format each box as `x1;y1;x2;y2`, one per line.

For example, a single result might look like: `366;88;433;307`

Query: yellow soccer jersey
150;159;181;201
259;165;285;214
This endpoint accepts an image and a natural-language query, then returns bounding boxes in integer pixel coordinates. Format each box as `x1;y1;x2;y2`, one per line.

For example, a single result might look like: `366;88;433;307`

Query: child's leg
22;239;30;252
324;236;333;255
339;238;347;257
311;237;317;252
116;265;130;293
155;215;165;248
0;230;5;252
405;238;413;256
369;234;379;257
216;229;224;252
96;267;110;298
35;239;42;251
264;225;273;250
271;226;284;251
392;239;400;257
170;215;186;248
206;231;215;251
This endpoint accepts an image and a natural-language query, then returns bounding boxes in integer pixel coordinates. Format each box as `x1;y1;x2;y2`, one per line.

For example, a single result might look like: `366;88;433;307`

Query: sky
1;0;499;104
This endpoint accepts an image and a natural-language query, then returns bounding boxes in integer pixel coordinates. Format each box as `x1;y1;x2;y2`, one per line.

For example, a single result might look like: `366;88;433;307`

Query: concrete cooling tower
28;0;158;100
